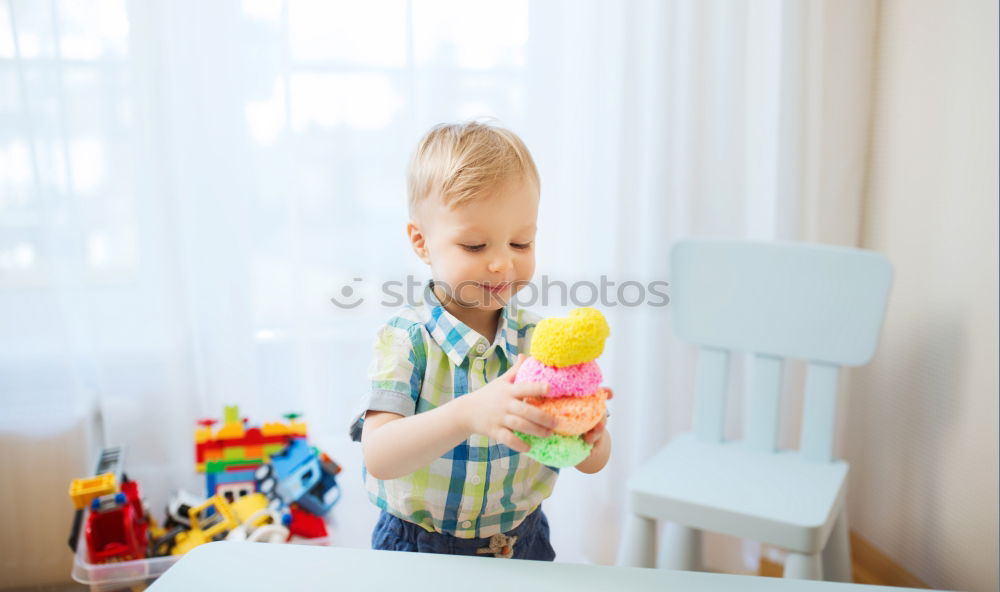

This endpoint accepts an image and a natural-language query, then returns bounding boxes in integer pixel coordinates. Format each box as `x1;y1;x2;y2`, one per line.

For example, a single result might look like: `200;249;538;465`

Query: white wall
843;1;999;591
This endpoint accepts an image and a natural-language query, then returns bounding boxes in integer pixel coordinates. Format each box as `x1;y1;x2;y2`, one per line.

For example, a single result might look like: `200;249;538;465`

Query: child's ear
406;221;432;265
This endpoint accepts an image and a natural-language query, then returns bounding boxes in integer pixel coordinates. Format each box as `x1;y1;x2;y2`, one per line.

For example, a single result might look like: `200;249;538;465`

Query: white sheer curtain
0;0;876;582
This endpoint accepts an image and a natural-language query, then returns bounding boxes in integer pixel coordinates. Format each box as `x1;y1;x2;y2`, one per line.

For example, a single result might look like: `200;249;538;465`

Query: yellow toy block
215;422;245;439
147;513;167;541
288;419;308;437
215;405;245;438
230;493;270;528
261;422;289;437
69;473;117;509
172;495;239;555
192;495;238;537
262;419;307;437
194;425;214;444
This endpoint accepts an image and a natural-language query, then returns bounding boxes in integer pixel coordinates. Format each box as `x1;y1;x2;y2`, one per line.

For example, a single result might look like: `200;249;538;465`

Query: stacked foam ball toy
513;307;611;468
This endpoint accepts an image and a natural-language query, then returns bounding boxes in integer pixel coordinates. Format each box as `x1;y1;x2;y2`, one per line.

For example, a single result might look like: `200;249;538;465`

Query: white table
147;542;937;591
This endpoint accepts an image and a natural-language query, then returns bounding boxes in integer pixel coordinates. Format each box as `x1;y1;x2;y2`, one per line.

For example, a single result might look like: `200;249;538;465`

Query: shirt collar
422;281;519;367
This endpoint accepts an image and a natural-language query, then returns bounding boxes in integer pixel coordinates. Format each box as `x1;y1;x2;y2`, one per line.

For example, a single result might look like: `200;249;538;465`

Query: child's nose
488;255;512;273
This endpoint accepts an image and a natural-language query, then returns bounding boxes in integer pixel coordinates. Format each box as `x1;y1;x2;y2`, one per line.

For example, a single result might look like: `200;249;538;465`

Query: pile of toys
67;406;342;565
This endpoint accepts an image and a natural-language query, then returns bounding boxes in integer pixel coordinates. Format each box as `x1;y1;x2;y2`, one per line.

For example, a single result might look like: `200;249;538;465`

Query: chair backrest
670;238;893;462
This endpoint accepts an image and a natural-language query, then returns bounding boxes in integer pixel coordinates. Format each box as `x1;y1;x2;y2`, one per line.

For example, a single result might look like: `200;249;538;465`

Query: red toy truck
85;480;149;563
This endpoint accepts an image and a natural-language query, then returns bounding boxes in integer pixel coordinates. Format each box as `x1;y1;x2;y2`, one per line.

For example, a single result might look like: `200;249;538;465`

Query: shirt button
462;520;472;529
470;475;481;485
475;343;487;354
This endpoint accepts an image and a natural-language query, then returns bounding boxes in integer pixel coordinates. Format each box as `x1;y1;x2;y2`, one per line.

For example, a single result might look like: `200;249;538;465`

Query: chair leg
822;506;852;582
784;552;823;580
618;513;657;568
660;522;702;571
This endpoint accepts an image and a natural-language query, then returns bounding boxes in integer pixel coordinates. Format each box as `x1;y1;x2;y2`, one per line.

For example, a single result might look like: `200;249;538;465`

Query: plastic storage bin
71;530;179;592
71;515;330;591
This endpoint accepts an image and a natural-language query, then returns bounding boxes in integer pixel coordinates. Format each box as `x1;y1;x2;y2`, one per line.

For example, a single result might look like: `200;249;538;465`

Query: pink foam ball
514;357;603;398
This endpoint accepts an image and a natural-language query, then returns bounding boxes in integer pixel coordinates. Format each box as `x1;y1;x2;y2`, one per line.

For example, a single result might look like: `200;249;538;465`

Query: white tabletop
147;542;934;592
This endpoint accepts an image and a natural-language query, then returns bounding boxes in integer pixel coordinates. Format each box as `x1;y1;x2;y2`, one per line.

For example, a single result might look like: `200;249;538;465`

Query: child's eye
461;244;486;252
511;242;533;250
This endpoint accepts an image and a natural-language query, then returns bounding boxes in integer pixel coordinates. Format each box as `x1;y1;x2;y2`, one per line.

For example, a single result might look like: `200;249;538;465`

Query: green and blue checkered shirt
349;281;558;539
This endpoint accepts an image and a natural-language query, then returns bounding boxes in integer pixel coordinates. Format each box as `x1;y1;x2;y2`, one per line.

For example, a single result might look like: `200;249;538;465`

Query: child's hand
458;354;555;453
582;387;612;445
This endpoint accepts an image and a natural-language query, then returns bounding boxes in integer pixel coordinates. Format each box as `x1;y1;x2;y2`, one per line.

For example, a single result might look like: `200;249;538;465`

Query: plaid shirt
348;281;559;539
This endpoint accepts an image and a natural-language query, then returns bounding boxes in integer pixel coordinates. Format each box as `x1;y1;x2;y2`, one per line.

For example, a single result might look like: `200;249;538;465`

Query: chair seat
627;433;848;553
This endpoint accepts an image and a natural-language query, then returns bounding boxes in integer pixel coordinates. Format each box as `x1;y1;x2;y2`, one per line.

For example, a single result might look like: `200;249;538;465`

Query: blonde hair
407;121;540;213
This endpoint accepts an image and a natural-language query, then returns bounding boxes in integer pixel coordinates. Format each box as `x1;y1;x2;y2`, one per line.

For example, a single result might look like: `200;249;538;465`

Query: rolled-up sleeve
348;321;425;442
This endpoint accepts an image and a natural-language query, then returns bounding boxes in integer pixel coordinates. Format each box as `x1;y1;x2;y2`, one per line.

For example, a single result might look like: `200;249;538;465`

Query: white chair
618;238;893;581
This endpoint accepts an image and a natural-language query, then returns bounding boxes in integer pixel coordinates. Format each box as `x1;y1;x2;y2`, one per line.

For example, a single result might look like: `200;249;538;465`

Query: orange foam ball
525;388;609;436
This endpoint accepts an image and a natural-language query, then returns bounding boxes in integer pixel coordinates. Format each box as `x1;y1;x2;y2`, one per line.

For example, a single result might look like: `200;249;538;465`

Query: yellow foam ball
530;307;610;367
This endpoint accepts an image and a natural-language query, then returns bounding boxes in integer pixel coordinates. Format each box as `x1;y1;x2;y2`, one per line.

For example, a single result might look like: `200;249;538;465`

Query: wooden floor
757;532;928;588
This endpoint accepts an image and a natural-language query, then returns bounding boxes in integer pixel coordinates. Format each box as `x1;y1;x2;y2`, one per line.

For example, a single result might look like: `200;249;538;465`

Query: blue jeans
371;506;556;561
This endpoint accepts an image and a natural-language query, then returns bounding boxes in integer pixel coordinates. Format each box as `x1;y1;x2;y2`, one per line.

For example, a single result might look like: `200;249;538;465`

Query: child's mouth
481;283;510;294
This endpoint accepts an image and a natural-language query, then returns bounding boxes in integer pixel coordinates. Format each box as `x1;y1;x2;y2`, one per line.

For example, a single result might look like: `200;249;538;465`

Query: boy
348;121;612;560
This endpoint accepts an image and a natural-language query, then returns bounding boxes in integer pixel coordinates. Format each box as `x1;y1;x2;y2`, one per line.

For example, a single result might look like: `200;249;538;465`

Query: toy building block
164;489;205;529
207;470;257;503
194;406;312;503
67;446;127;553
68;445;126;509
319;452;342;475
195;406;307;473
146;512;167;542
229;493;271;528
214;405;246;439
84;481;149;563
69;473;117;510
194;419;218;444
298;466;341;516
287;505;327;540
254;440;342;516
254;439;319;506
167;494;240;556
189;495;239;541
262;412;308;437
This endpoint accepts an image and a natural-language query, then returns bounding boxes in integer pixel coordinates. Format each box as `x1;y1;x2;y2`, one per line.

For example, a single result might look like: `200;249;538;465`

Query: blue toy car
254;439;341;515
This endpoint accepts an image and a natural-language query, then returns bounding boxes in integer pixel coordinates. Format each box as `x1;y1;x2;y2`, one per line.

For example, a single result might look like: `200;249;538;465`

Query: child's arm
362;355;555;480
361;408;471;479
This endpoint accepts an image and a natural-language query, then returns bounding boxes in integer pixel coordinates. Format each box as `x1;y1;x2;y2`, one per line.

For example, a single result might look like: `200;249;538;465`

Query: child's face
409;176;539;313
